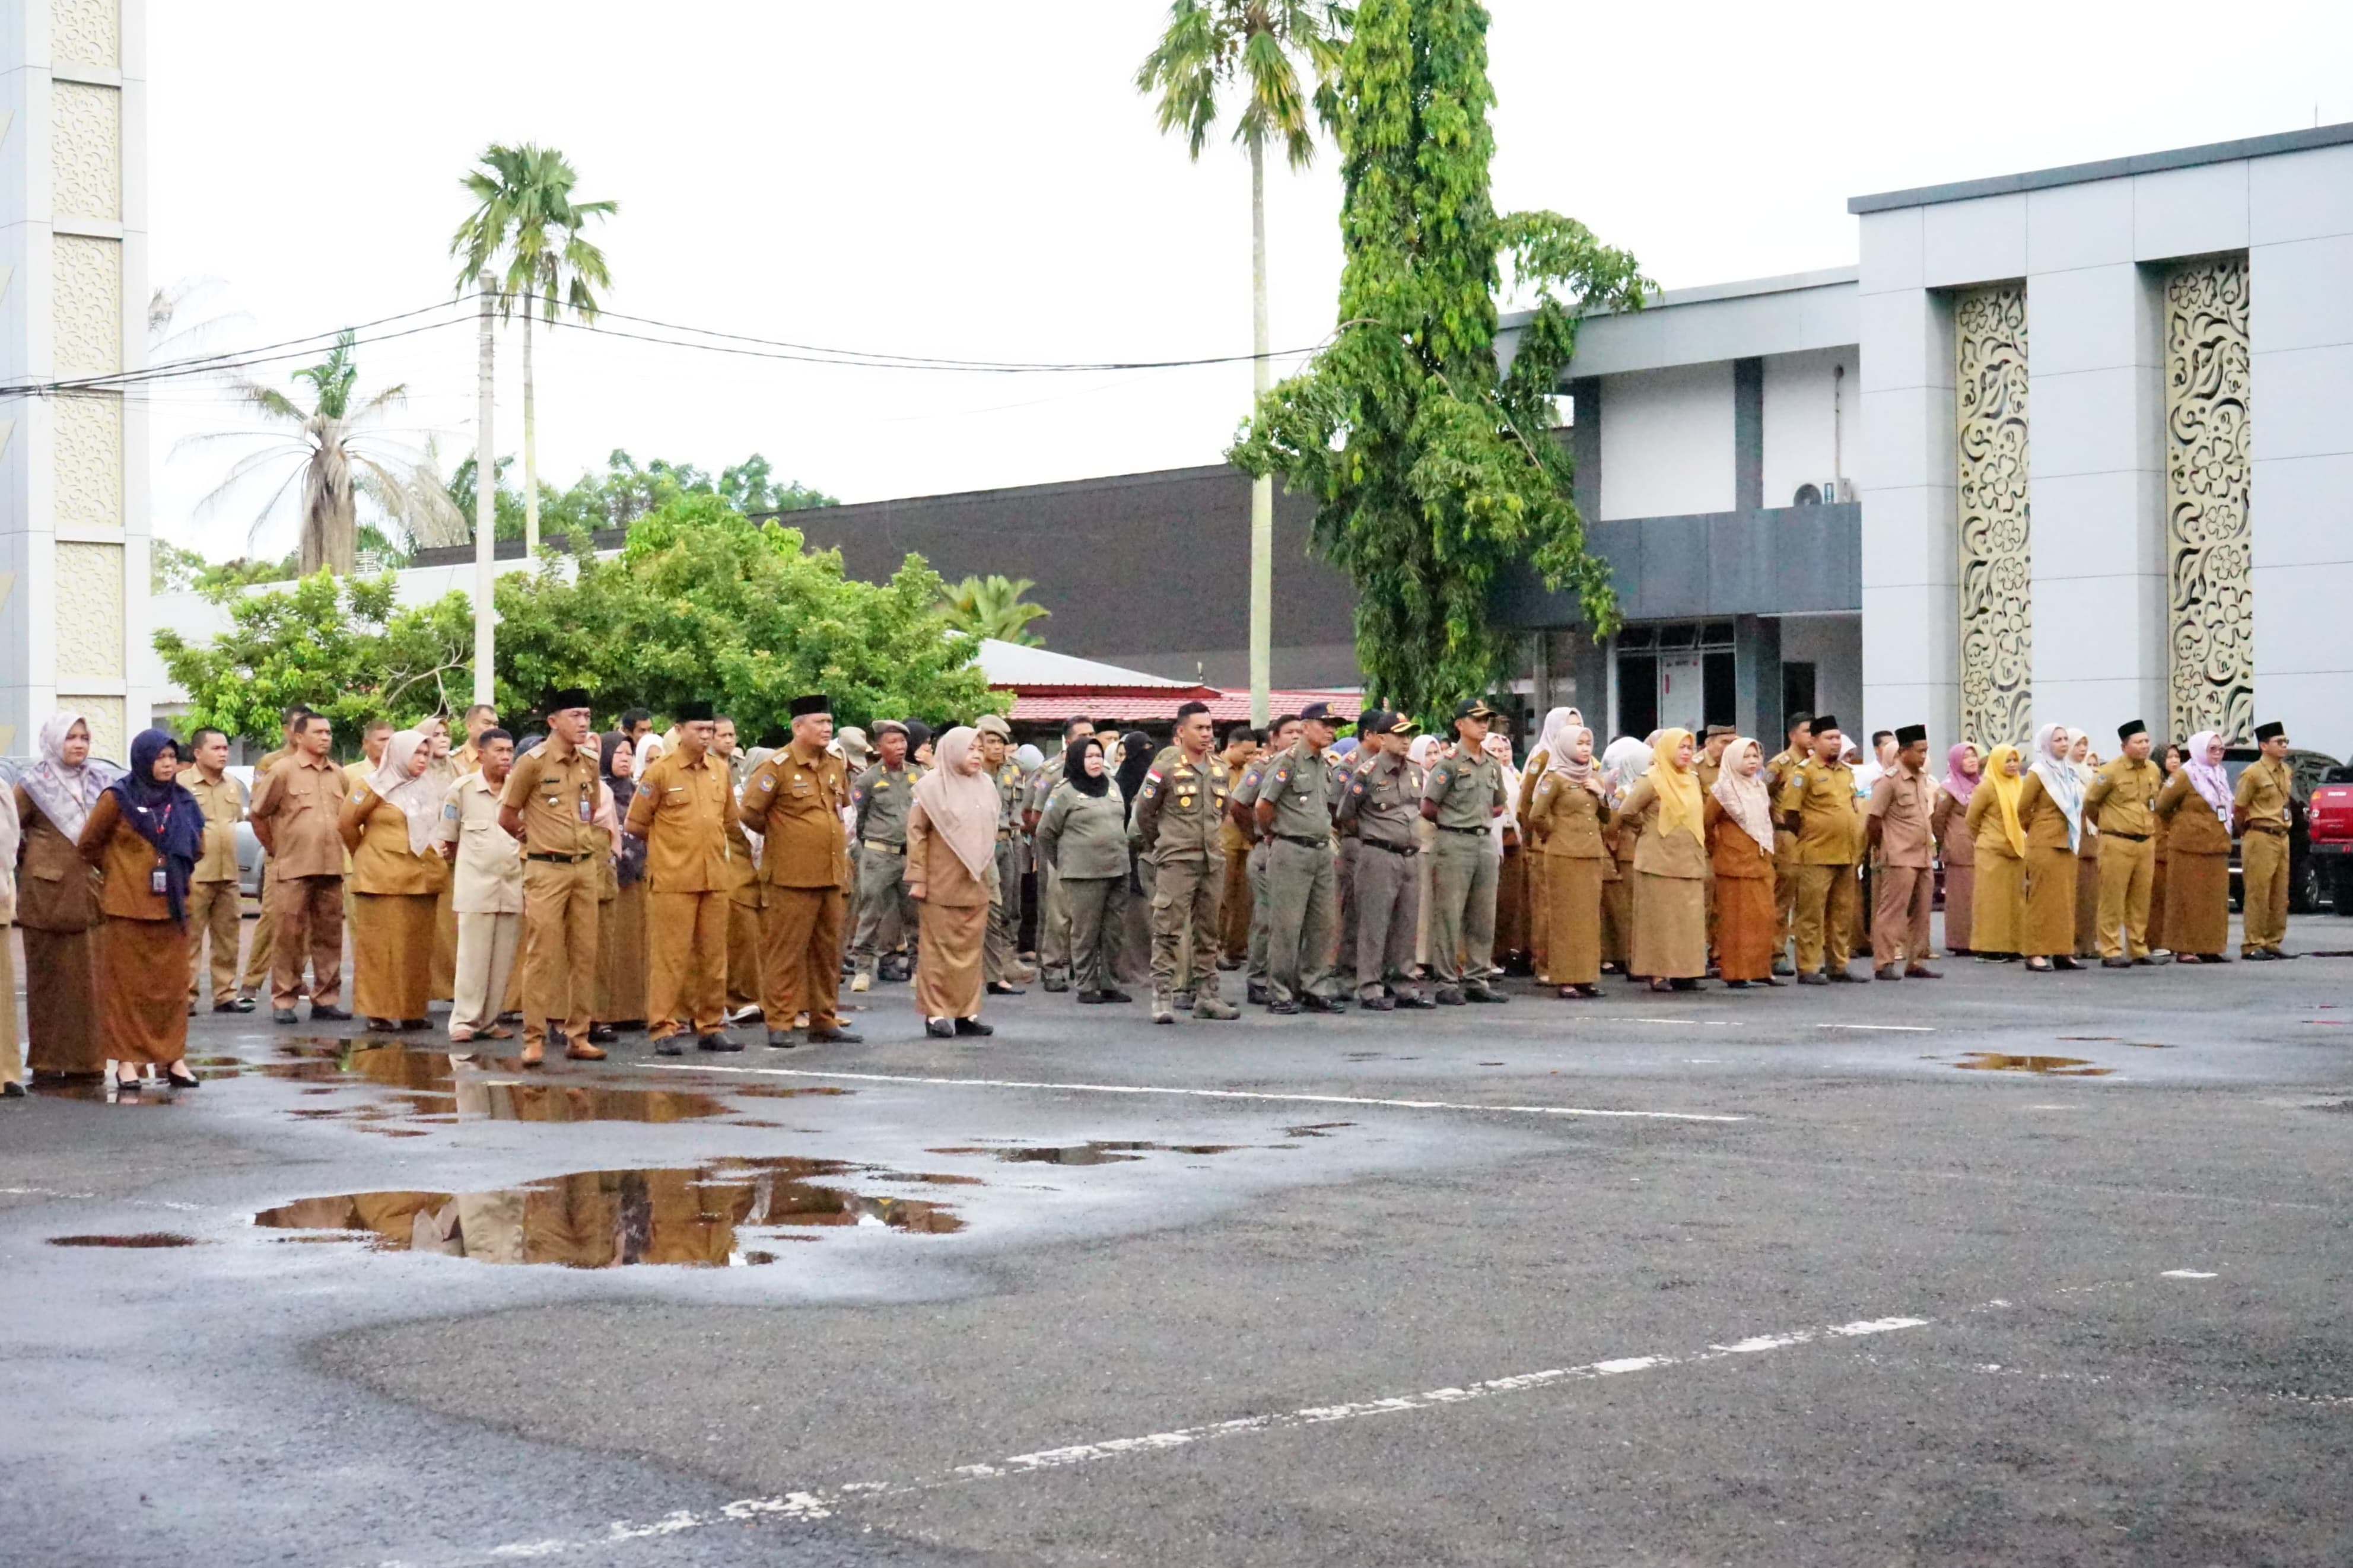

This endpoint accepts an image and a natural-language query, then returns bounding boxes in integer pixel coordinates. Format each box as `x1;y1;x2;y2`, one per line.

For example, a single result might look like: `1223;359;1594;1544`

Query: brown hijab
911;726;999;881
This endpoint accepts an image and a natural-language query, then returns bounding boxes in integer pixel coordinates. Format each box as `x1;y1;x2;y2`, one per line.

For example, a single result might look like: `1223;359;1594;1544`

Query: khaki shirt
739;741;851;889
1867;767;1937;869
2234;755;2292;832
1228;756;1274;841
185;769;246;883
249;753;349;878
623;750;739;893
2084;757;2163;839
500;738;605;858
1775;757;1862;865
1131;746;1232;860
1257;740;1336;842
1423;750;1506;831
438;772;522;914
995;761;1025;832
1336;752;1424;849
851;762;922;847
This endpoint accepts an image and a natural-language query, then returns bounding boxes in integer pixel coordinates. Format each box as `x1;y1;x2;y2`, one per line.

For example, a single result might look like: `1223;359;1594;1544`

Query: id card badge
151;867;168;895
578;799;593;822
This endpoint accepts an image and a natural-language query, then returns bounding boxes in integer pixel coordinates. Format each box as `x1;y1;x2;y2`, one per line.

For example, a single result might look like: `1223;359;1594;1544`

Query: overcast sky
148;0;2353;559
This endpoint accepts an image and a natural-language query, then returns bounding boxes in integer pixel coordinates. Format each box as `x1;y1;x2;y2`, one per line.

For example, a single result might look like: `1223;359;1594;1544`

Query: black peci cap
1895;723;1928;746
2254;720;2287;742
788;694;831;718
2117;718;2148;743
546;688;593;713
675;699;715;723
1810;714;1839;733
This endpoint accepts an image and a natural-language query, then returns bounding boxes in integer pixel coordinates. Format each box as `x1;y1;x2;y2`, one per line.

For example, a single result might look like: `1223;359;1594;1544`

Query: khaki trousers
239;860;277;993
726;887;764;1012
0;925;19;1085
1427;830;1497;986
520;857;600;1047
985;836;1023;984
1151;852;1224;999
450;911;520;1036
1038;859;1074;976
1871;864;1934;969
185;878;242;1004
759;885;847;1032
1265;839;1338;1004
1792;862;1858;975
2240;829;2290;953
1063;874;1125;994
1352;842;1421;998
268;873;344;1009
1247;840;1273;978
648;888;729;1038
1334;837;1360;979
1219;842;1252;963
850;847;914;974
2094;834;2155;959
1772;831;1798;958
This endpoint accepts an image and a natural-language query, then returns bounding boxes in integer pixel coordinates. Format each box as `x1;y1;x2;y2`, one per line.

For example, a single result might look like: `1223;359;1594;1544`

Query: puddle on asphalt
48;1233;202;1248
252;1154;965;1267
1954;1053;2115;1077
2125;1042;2174;1049
926;1140;1243;1165
2055;1036;2120;1042
1283;1122;1356;1138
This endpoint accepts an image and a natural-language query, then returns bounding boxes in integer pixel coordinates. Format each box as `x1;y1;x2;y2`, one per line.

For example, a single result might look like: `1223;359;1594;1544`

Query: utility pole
1248;131;1273;728
470;289;496;706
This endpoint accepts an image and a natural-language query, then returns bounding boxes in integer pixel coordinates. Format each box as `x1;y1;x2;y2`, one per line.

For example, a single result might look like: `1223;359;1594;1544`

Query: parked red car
2311;765;2353;916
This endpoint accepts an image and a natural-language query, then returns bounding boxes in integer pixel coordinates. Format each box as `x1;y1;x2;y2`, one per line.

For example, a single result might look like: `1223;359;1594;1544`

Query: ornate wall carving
2163;257;2253;744
52;234;121;379
50;81;120;220
53;540;124;680
1954;285;2034;748
52;392;122;530
52;0;120;67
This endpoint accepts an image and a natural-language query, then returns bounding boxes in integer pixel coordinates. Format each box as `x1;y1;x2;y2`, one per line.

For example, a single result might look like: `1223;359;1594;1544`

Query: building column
1733;613;1781;742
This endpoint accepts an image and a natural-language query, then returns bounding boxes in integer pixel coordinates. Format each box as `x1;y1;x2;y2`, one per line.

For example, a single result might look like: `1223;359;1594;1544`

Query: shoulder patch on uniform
1141;781;1158;799
352;790;367;803
1145;768;1162;783
759;778;774;791
1273;768;1289;782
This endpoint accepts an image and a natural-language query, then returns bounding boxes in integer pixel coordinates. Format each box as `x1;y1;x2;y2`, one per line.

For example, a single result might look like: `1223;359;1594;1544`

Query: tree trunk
472;290;497;707
1248;131;1273;728
522;302;540;556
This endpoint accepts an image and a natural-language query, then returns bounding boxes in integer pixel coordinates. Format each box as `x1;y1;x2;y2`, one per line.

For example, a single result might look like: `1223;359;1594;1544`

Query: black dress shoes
925;1018;956;1039
807;1026;863;1044
310;1005;352;1022
986;981;1026;996
696;1033;744;1052
954;1017;994;1037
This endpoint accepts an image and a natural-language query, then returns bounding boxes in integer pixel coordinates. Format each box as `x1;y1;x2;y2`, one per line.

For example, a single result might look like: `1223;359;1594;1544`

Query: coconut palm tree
1138;0;1347;725
940;575;1052;647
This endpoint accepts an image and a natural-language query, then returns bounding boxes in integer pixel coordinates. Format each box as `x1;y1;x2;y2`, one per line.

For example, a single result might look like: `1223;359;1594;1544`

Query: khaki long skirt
1600;869;1632;968
2024;846;2077;958
24;925;103;1076
1630;872;1706;979
1941;863;1975;954
1715;874;1776;982
1538;857;1603;986
352;892;437;1022
597;881;649;1024
2146;851;2168;953
2163;850;2230;956
1527;854;1551;979
1495;845;1528;963
98;916;189;1067
915;900;987;1020
2074;848;2101;957
1970;853;2026;954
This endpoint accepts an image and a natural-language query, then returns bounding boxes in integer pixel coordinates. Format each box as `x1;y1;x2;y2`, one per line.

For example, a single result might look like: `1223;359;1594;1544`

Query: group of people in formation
2;682;2304;1096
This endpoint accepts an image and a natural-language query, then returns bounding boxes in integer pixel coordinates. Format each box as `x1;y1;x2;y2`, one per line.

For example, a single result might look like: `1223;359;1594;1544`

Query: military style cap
974;714;1013;739
2254;720;2287;742
1452;697;1497;721
1810;713;1840;733
835;726;872;762
546;687;593;713
2117;718;2148;743
788;694;831;718
871;719;908;739
1704;723;1737;739
675;699;715;723
1299;701;1337;723
1895;723;1928;746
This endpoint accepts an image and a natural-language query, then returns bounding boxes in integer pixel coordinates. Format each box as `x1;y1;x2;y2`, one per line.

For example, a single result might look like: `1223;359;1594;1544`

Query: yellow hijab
1982;743;2028;858
1647;727;1706;847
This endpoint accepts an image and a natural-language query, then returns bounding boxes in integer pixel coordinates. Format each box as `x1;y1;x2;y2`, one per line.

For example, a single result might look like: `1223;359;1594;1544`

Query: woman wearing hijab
1114;730;1156;982
905;726;1000;1038
2015;724;2087;971
1036;736;1133;1003
1704;737;1780;988
2065;729;2103;959
1617;729;1710;991
1963;745;2029;960
338;729;450;1030
1597;736;1650;974
2155;730;2233;962
2146;740;2183;956
16;711;117;1077
1484;730;1531;974
1930;743;1982;956
594;731;649;1036
1523;727;1610;997
1516;707;1582;979
76;729;204;1090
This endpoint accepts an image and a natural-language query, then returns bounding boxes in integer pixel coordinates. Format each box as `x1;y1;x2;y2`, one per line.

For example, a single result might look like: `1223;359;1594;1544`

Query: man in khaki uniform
974;714;1029;993
1132;700;1240;1024
1762;715;1814;977
2084;718;2166;966
181;727;252;1014
1226;714;1300;1004
1335;710;1432;1010
1254;700;1343;1014
739;694;863;1047
1422;698;1511;1004
451;703;498;776
498;689;606;1066
1216;726;1261;966
1776;714;1864;984
2234;719;2295;960
848;721;923;991
624;700;744;1054
236;704;313;1003
1865;723;1941;980
438;728;522;1044
247;712;352;1023
1025;715;1095;991
1696;725;1735;791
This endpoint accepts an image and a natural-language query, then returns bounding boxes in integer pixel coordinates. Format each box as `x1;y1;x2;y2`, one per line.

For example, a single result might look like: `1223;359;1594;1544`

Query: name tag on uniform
578;800;593;822
151;867;168;894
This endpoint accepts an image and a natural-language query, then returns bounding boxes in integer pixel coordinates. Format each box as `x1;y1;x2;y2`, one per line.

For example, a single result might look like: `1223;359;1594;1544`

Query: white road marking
648;1064;1747;1123
2161;1269;2218;1279
1819;1023;1936;1033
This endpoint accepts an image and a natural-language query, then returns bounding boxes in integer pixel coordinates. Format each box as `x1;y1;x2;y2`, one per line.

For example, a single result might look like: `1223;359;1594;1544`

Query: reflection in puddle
1954;1053;2114;1077
926;1140;1243;1166
251;1155;965;1267
222;1042;761;1128
49;1233;202;1248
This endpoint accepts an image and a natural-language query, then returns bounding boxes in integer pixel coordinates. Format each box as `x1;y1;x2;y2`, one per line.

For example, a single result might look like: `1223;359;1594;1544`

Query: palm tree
181;330;454;577
1139;0;1347;726
940;575;1052;646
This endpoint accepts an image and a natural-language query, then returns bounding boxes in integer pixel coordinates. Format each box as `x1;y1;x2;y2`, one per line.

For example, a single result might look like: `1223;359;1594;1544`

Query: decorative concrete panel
54;540;124;680
52;234;122;379
2163;257;2254;743
52;0;120;68
62;695;125;766
50;81;119;220
52;392;122;529
1954;285;2033;747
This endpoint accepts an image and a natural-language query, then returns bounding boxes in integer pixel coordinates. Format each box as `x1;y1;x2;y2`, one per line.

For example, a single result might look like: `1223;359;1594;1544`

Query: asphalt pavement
4;912;2350;1566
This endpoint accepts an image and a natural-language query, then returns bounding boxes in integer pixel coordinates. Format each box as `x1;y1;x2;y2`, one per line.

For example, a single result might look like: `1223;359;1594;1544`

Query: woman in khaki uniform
2147;742;2182;954
1035;737;1133;1003
1598;736;1648;972
1963;745;2028;958
906;727;999;1038
339;729;450;1029
1515;707;1582;982
1524;726;1610;998
15;711;114;1077
1704;737;1780;988
2016;724;2087;972
1930;743;1980;955
2155;730;2234;962
2068;729;2102;959
593;732;647;1035
77;729;205;1092
1617;729;1710;991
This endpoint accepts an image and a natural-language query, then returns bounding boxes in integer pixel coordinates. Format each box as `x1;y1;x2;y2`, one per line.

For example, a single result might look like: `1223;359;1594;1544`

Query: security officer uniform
1329;742;1366;980
1257;707;1343;1012
1131;734;1238;1022
848;736;922;986
1226;749;1279;1002
1334;711;1430;1008
2233;721;2294;958
1023;743;1079;987
972;714;1028;988
739;696;861;1044
622;705;742;1050
1774;721;1863;981
2082;720;2164;963
236;737;295;999
499;696;606;1061
1422;699;1510;1003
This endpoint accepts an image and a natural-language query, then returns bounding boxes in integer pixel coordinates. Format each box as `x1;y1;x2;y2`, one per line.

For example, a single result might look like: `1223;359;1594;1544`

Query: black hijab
1065;736;1109;797
598;730;645;888
109;729;205;925
1115;730;1156;804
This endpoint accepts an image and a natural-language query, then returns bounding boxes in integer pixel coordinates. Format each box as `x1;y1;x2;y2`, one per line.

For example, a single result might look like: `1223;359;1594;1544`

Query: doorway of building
1617;622;1738;740
1782;660;1817;729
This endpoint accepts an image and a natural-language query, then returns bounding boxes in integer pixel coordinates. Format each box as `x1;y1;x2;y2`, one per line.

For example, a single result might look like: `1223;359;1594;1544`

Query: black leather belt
1360;839;1417;855
526;851;594;864
1436;823;1487;835
2107;831;2149;842
2247;822;2288;835
1274;834;1328;848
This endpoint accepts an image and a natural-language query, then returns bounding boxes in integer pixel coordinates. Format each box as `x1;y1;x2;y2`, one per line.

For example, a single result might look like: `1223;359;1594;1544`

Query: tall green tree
1139;0;1349;726
938;574;1051;646
1228;0;1647;723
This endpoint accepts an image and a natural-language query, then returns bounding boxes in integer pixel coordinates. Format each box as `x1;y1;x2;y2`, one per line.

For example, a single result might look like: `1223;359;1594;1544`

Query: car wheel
2291;859;2321;915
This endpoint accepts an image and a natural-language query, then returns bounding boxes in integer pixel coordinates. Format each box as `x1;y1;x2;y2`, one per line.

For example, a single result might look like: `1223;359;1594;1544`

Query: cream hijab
1532;707;1582;774
2029;723;2084;851
363;729;444;857
1710;737;1777;857
23;710;122;841
911;726;999;881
